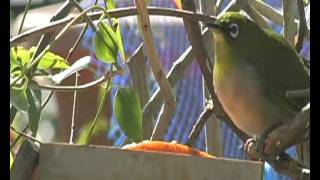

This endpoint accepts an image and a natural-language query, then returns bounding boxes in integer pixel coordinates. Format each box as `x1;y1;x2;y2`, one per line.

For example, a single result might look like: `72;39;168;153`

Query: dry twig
135;0;176;140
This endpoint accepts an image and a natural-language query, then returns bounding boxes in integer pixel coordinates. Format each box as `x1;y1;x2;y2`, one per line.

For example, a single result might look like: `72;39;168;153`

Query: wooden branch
249;0;309;41
295;0;308;52
135;1;176;140
283;0;296;45
10;7;218;46
249;0;283;25
246;103;310;179
247;2;270;29
142;29;210;129
188;105;215;146
10;126;42;144
127;43;154;138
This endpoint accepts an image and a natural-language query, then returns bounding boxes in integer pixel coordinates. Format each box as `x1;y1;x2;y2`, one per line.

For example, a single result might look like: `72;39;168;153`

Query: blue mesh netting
80;1;309;180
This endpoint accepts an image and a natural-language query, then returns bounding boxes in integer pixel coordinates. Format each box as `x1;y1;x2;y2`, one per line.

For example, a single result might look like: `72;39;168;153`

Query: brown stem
135;0;176;140
10;7;218;46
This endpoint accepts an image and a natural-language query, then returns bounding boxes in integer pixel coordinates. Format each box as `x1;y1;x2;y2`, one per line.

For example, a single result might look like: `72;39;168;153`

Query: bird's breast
213;64;281;137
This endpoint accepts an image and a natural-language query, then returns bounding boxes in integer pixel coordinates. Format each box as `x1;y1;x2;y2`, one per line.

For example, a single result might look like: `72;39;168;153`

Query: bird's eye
228;23;239;38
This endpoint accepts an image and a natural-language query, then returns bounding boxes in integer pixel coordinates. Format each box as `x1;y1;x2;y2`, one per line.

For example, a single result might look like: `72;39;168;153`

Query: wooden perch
134;0;176;140
246;103;310;179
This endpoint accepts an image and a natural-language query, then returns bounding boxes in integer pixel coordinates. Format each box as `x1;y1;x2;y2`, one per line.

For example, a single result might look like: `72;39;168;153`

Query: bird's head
207;11;264;53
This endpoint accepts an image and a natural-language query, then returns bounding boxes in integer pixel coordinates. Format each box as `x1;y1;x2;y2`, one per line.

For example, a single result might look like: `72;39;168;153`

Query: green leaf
10;46;69;70
10;151;13;170
114;88;143;142
10;78;29;112
94;22;118;63
10;49;22;73
106;0;115;9
26;89;42;135
105;0;126;62
115;24;126;61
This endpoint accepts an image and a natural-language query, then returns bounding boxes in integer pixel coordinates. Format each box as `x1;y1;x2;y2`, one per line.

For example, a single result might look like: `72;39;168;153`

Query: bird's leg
245;123;283;161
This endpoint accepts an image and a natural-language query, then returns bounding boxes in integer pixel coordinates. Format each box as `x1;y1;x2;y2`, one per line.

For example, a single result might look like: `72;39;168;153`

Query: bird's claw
245;137;265;161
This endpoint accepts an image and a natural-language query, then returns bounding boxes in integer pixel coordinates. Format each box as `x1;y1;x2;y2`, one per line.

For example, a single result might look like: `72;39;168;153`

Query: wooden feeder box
32;142;264;180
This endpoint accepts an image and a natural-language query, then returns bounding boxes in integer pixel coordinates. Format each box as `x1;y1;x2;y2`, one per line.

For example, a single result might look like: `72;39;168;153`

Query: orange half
122;140;215;159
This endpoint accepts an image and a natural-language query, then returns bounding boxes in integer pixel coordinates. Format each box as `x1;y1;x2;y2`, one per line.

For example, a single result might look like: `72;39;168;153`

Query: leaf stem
84;66;112;145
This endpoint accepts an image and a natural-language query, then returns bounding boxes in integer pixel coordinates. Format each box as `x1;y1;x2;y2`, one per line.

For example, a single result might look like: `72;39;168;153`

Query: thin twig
142;30;203;133
68;0;100;144
84;68;112;145
188;107;214;146
29;70;121;91
135;0;176;141
10;126;42;144
69;72;79;144
29;1;76;74
295;0;308;52
69;0;97;31
17;0;33;35
41;91;54;110
10;125;29;150
249;0;310;41
10;7;219;46
247;2;270;29
249;0;283;25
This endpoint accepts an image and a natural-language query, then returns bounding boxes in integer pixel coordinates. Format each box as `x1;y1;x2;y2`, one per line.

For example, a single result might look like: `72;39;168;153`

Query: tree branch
246;103;310;179
142;29;210;131
135;0;176;140
10;7;218;46
295;0;308;52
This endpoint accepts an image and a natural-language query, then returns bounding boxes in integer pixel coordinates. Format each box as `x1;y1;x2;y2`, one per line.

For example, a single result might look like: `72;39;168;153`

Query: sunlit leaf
106;0;115;9
114;88;142;142
115;24;126;61
10;47;69;70
94;22;118;63
104;0;126;62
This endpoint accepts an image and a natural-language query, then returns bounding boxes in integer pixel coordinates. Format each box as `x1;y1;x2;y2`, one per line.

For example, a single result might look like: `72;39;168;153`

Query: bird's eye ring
228;23;239;38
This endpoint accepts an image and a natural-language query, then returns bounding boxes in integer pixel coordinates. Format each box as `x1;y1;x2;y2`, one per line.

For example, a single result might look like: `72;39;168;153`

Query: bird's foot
244;137;264;161
245;123;283;161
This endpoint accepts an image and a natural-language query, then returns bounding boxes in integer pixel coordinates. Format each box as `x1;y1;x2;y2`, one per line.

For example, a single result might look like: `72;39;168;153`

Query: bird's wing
247;30;309;112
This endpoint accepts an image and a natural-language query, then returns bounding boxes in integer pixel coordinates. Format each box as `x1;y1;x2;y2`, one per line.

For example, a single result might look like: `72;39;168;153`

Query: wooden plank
37;143;263;180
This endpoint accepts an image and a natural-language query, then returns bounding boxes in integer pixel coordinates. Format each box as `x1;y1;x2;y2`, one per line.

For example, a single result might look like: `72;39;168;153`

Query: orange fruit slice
122;140;215;159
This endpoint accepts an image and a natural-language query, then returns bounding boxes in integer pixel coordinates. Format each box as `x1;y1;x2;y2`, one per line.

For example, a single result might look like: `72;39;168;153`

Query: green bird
207;11;309;167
